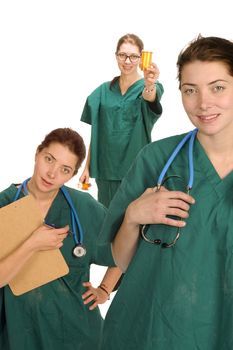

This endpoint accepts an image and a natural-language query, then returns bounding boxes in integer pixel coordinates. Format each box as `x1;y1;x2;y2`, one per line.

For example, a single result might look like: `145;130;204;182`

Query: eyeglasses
141;175;190;249
116;52;141;63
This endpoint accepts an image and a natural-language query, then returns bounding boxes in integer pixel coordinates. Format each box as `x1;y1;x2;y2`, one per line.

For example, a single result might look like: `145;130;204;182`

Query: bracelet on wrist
144;86;155;94
98;284;110;300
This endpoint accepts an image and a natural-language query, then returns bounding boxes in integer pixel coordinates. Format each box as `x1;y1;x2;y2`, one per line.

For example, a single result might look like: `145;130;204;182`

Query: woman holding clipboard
0;128;115;350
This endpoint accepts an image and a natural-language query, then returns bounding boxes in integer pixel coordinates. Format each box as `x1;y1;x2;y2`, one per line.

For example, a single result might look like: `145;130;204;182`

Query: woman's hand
112;187;195;272
82;282;110;311
79;168;90;185
143;62;160;88
125;186;195;229
0;224;69;288
142;62;160;101
29;225;69;251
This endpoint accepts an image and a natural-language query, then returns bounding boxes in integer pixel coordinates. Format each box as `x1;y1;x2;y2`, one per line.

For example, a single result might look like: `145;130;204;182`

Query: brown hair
37;128;86;175
177;35;233;88
115;33;144;54
110;33;144;88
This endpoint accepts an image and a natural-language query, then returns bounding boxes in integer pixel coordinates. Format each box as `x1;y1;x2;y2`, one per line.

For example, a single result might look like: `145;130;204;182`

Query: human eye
61;167;71;175
130;54;140;62
118;53;126;60
213;85;225;93
44;155;53;163
182;87;197;96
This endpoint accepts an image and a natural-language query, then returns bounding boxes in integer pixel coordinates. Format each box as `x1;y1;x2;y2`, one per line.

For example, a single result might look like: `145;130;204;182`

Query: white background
0;0;231;317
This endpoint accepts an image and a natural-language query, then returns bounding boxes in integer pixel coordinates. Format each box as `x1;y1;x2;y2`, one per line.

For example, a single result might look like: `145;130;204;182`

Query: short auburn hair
37;128;86;175
177;35;233;88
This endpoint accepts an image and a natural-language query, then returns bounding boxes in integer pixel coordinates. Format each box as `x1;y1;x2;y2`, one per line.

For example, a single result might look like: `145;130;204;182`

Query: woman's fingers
164;190;195;205
162;216;187;228
31;225;69;251
127;187;195;227
88;300;98;311
83;293;97;305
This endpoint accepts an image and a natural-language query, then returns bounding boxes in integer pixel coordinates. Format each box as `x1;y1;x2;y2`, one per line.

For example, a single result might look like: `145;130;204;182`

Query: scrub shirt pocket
99;101;140;134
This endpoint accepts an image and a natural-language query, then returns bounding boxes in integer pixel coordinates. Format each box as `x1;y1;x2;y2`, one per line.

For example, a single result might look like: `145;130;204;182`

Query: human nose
198;90;213;110
47;164;58;179
125;55;131;63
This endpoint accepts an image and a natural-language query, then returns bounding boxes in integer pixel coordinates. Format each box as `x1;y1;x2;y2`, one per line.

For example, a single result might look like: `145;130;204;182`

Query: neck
27;178;58;202
197;130;233;156
120;72;141;84
27;178;59;218
197;131;233;178
119;73;141;95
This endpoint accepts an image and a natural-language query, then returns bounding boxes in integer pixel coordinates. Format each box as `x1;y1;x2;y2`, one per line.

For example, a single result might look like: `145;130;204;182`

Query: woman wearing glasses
80;34;163;304
80;33;164;208
99;35;233;350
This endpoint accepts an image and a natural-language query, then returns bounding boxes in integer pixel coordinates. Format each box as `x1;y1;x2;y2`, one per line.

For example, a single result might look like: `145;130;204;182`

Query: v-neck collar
194;138;233;198
115;78;143;96
45;189;69;223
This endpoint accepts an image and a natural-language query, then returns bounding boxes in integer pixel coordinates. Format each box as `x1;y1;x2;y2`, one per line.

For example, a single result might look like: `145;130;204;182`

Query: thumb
158;185;169;192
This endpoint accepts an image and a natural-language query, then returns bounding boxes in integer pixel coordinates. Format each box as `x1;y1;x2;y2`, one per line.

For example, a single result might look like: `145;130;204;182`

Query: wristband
98;284;110;300
144;86;155;94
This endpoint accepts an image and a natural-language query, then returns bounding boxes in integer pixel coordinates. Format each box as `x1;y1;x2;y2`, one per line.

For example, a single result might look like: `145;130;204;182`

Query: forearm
112;214;140;273
0;238;35;288
99;266;122;294
84;145;91;170
80;145;91;183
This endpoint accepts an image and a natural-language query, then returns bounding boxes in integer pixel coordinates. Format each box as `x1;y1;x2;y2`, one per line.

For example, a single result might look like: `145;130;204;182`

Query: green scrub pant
96;179;121;208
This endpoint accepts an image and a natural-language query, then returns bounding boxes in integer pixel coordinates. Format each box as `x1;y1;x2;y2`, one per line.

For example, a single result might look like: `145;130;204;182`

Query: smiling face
31;142;78;195
116;42;141;76
181;60;233;139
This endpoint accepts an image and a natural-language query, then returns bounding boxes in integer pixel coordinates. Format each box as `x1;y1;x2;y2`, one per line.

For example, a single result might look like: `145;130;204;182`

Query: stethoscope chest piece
72;244;87;258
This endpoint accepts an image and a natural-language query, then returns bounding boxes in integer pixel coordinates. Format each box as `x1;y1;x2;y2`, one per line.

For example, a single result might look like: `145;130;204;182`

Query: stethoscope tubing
60;186;84;245
13;178;84;247
141;128;198;248
157;129;197;189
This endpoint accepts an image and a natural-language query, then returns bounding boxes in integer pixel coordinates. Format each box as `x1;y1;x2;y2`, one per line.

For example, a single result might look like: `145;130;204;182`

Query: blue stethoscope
141;128;198;248
14;178;86;258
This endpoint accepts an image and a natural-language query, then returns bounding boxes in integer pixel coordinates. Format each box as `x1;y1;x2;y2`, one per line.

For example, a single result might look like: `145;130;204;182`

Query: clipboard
0;195;69;295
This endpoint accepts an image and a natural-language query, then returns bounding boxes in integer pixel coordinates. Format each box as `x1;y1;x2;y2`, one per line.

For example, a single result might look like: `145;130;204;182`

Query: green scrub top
99;133;233;350
81;78;164;180
0;185;115;350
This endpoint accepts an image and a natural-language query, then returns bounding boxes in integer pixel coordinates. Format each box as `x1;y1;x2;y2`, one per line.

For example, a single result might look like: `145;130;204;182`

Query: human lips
41;177;53;187
196;113;219;122
123;64;133;71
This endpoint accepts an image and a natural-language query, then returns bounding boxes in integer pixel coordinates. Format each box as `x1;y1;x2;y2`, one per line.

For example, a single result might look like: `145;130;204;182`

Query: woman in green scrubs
80;33;164;208
99;35;233;350
0;128;115;350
